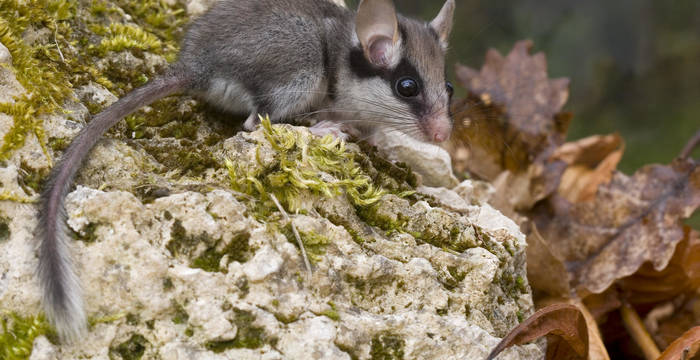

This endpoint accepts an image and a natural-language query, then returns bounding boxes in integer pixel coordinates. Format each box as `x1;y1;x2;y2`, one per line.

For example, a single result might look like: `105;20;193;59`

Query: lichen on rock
0;0;542;358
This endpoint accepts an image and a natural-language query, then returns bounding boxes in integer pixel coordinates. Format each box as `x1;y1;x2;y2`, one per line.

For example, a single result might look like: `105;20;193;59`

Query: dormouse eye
395;77;420;98
446;81;454;98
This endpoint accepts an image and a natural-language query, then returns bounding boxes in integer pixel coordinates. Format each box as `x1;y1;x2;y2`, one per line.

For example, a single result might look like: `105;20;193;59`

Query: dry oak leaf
447;40;571;212
553;134;625;203
486;303;589;360
653;296;700;351
618;227;700;305
657;326;700;360
534;158;700;296
526;135;624;298
526;223;571;298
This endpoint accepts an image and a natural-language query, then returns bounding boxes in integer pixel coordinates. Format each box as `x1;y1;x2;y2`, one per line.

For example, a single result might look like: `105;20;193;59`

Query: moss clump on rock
191;232;251;272
0;0;189;164
167;219;251;272
369;332;406;360
109;333;149;360
0;314;52;360
205;309;277;352
226;116;385;215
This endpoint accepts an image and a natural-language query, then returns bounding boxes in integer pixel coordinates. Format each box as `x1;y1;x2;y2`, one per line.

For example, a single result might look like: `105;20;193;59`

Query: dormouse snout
424;113;452;143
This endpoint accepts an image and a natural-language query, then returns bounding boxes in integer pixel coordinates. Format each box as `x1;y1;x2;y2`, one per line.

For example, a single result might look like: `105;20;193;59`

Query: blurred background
349;0;700;175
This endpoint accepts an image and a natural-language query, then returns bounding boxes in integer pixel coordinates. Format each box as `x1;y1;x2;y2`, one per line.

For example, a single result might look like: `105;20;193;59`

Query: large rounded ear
356;0;399;68
430;0;455;50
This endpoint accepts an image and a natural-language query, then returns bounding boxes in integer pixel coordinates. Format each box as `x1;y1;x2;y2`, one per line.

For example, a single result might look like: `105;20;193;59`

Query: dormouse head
350;0;455;143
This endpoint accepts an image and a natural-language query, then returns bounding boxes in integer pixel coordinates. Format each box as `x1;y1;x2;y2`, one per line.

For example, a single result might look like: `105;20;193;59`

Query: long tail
38;71;188;341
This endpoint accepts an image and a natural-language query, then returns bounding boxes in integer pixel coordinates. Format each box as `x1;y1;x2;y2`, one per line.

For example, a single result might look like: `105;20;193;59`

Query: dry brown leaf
553;134;624;167
486;303;589;360
538;298;612;360
534;158;700;296
554;134;625;203
654;297;700;350
582;287;623;324
526;223;571;299
657;326;700;360
447;40;571;213
619;228;700;304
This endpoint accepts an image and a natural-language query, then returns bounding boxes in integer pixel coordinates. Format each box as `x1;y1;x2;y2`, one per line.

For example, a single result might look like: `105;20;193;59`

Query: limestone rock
372;128;460;188
0;41;11;65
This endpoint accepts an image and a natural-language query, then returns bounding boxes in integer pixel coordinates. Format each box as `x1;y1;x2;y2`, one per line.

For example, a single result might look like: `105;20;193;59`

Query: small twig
269;193;312;276
620;302;661;360
53;26;65;63
680;129;700;159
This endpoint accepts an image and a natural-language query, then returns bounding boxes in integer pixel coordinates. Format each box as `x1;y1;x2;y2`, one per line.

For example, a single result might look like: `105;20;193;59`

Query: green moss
226;116;385;215
48;137;70;152
205;309;276;352
171;303;188;325
125;313;140;326
18;162;48;195
143;141;220;178
162;277;174;291
166;219;210;258
272;312;298;324
72;222;100;243
0;314;52;360
335;342;361;360
318;307;340;321
444;265;467;290
281;226;329;264
109;333;149;360
190;232;250;272
0;0;190;163
370;332;405;360
159;120;199;140
94;23;162;55
0;218;10;242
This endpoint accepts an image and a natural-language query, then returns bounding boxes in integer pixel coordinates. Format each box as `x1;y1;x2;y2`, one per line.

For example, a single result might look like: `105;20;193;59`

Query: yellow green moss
369;332;405;360
0;313;53;360
191;232;251;272
171;302;188;325
94;23;162;55
108;333;149;360
317;302;340;321
226;116;385;215
167;219;251;272
281;225;330;264
0;0;189;166
205;309;277;352
0;191;34;203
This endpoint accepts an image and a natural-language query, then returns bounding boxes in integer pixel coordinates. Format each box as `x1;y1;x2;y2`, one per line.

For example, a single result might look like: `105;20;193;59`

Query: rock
29;336;57;360
0;41;11;64
372;128;460;188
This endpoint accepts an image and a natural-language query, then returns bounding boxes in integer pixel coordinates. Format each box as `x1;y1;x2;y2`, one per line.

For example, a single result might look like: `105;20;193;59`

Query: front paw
309;121;350;141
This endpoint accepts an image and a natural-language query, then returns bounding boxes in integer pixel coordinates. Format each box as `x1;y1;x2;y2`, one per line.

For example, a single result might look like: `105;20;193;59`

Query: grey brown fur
39;0;455;341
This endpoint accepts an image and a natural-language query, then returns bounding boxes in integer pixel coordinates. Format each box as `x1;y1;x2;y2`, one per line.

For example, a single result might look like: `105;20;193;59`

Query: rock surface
0;0;542;359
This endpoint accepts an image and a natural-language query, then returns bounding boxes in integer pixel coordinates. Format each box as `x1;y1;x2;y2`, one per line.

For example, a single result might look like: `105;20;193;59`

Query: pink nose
433;132;448;142
426;114;452;143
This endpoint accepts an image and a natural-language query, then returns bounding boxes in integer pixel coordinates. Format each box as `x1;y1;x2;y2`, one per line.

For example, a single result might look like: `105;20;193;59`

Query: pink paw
309;121;350;141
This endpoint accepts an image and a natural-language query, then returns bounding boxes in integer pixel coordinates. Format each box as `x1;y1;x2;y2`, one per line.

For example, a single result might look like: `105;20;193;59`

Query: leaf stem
679;129;700;159
620;302;661;360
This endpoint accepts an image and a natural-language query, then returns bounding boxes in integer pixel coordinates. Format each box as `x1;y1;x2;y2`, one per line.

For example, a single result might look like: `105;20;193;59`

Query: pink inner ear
368;36;394;67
